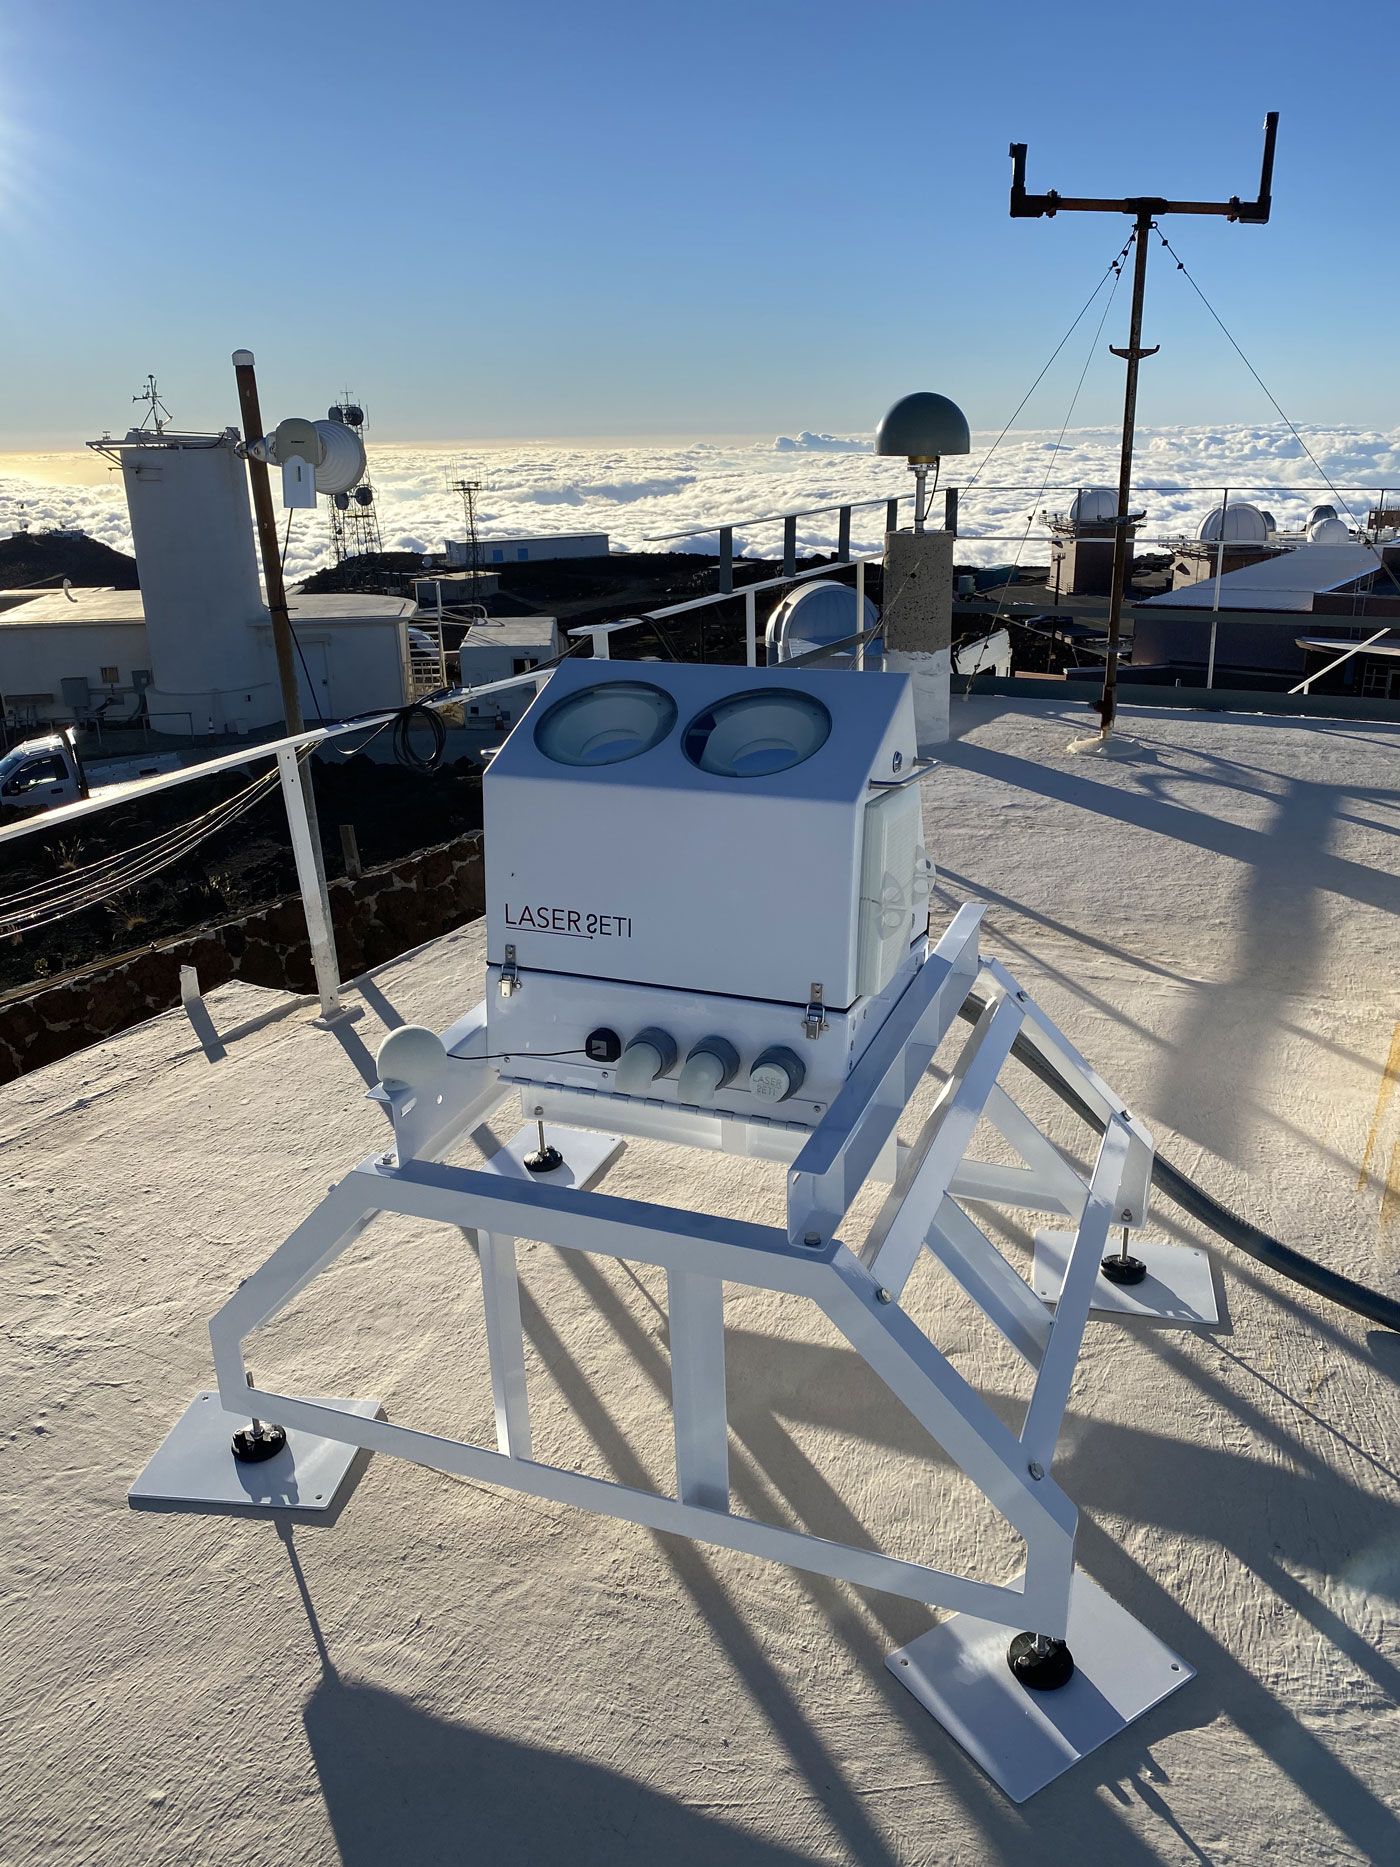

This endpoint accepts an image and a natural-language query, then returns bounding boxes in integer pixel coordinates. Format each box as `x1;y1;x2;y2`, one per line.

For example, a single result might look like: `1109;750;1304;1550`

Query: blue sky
0;0;1393;446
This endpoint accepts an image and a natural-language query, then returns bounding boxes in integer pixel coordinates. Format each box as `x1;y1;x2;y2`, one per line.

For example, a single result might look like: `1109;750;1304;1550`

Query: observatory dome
1196;503;1269;545
1068;487;1117;525
1305;504;1338;529
1307;516;1350;544
765;581;880;668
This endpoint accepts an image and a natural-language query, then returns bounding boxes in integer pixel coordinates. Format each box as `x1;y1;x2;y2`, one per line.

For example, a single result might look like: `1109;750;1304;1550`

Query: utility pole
1009;112;1278;738
232;349;305;734
231;348;342;1017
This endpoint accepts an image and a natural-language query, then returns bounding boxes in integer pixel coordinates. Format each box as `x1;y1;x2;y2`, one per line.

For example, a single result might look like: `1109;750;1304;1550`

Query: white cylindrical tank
115;429;278;733
1196;503;1269;545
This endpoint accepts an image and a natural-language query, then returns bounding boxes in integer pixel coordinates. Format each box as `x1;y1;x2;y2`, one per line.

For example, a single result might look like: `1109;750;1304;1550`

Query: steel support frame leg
667;1271;729;1510
477;1230;532;1459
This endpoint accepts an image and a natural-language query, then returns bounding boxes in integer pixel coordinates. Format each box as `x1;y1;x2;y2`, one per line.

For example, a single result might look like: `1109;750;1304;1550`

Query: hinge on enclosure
802;982;827;1040
499;943;521;997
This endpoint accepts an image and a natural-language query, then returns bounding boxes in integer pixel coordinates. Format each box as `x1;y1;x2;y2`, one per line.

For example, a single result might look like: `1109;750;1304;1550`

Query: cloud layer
3;423;1397;585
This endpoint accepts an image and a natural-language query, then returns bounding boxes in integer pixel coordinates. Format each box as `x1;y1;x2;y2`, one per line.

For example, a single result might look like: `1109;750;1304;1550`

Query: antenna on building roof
1007;110;1280;745
132;373;171;436
448;469;487;601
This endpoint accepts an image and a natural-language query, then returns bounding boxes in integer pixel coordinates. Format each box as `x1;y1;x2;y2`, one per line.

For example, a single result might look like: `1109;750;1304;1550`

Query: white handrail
1288;626;1396;696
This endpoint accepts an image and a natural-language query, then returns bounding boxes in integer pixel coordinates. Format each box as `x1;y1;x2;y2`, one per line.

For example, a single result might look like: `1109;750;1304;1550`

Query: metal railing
0;670;548;1020
570;548;887;667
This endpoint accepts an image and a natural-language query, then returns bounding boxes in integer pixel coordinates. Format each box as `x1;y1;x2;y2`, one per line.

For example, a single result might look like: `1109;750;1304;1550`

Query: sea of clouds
4;423;1398;585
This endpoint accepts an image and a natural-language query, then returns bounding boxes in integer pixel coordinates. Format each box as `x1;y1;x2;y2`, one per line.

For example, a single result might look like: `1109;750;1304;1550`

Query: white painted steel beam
230;1385;1037;1624
928;1198;1053;1369
667;1271;729;1510
788;904;984;1243
1019;1124;1128;1470
477;1232;532;1458
864;990;1024;1299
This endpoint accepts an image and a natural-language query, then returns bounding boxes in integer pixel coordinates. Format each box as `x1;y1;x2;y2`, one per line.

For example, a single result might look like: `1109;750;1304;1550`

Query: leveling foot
231;1419;287;1462
524;1118;565;1174
1099;1251;1148;1286
1007;1631;1075;1691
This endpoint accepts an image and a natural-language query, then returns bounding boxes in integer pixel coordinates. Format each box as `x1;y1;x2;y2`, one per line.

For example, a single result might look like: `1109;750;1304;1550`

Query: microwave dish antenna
249;417;366;508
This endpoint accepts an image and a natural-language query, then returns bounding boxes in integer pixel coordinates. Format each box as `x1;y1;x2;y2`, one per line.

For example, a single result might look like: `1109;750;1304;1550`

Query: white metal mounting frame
172;900;1190;1794
201;903;1150;1625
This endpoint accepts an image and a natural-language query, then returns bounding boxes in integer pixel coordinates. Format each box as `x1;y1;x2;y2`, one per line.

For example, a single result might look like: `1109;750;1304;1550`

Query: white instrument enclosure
485;660;922;1006
483;660;928;1119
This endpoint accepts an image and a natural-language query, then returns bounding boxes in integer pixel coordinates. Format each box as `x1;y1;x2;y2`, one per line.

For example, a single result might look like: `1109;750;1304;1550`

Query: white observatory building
1045;486;1128;598
1169;501;1285;591
0;412;419;739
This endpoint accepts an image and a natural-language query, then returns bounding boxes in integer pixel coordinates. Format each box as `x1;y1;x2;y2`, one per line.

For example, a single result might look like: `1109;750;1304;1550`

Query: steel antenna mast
1009;111;1279;740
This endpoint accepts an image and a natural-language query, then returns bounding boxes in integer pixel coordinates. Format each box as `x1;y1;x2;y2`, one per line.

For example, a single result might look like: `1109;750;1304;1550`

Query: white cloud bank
773;431;870;454
3;423;1398;584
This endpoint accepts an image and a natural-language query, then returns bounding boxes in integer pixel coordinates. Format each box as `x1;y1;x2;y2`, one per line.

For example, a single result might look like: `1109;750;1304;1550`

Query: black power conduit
959;994;1400;1335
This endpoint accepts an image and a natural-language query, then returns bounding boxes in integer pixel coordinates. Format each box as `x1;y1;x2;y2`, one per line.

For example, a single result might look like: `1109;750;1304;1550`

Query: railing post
718;526;733;595
783;515;797;579
745;588;758;666
886;497;900;535
855;559;867;671
837;505;851;561
1207;486;1229;690
275;746;342;1019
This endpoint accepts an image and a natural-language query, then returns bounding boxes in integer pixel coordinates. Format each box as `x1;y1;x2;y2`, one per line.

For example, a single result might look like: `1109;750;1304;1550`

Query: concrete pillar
882;528;953;751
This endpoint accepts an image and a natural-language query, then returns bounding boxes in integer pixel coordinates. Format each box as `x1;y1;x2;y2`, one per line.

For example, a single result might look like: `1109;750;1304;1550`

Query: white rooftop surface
1143;541;1379;609
3;696;1399;1865
463;614;560;649
0;590;416;628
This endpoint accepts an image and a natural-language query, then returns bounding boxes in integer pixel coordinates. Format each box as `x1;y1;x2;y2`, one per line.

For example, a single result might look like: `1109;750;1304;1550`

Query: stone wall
0;831;484;1082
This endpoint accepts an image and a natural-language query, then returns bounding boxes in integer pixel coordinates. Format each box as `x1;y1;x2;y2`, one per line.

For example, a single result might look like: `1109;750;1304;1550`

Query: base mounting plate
128;1392;381;1514
1033;1230;1220;1325
887;1570;1193;1802
486;1123;623;1190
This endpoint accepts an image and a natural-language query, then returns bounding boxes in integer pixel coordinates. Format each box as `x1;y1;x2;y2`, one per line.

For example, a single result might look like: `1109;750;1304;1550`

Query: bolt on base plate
128;1393;382;1515
1033;1229;1220;1325
888;1570;1194;1802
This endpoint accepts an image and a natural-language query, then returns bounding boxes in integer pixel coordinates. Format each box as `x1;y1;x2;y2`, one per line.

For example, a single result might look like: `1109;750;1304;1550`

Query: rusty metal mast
1008;112;1279;735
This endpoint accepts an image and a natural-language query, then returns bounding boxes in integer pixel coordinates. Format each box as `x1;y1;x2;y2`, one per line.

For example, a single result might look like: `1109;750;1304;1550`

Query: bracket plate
1033;1231;1220;1326
887;1569;1194;1802
128;1392;381;1514
487;1122;623;1189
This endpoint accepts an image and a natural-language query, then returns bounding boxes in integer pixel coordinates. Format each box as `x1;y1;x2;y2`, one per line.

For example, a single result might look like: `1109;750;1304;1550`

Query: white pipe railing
568;550;887;666
0;669;548;1019
1289;627;1397;696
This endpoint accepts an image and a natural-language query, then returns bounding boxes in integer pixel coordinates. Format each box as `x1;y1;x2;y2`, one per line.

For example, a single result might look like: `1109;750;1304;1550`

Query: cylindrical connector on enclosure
677;1037;740;1106
749;1045;806;1103
616;1027;678;1094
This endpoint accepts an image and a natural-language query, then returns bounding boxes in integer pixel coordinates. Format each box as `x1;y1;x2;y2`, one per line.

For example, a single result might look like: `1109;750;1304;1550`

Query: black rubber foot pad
1101;1253;1148;1286
1007;1632;1076;1691
231;1422;288;1463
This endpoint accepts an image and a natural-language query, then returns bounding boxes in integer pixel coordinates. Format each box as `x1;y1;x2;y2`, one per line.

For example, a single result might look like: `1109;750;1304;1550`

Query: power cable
0;769;280;934
958;992;1400;1335
0;768;277;912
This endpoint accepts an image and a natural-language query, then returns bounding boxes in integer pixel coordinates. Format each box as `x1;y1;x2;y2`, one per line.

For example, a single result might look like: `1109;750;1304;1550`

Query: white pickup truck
0;731;185;817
